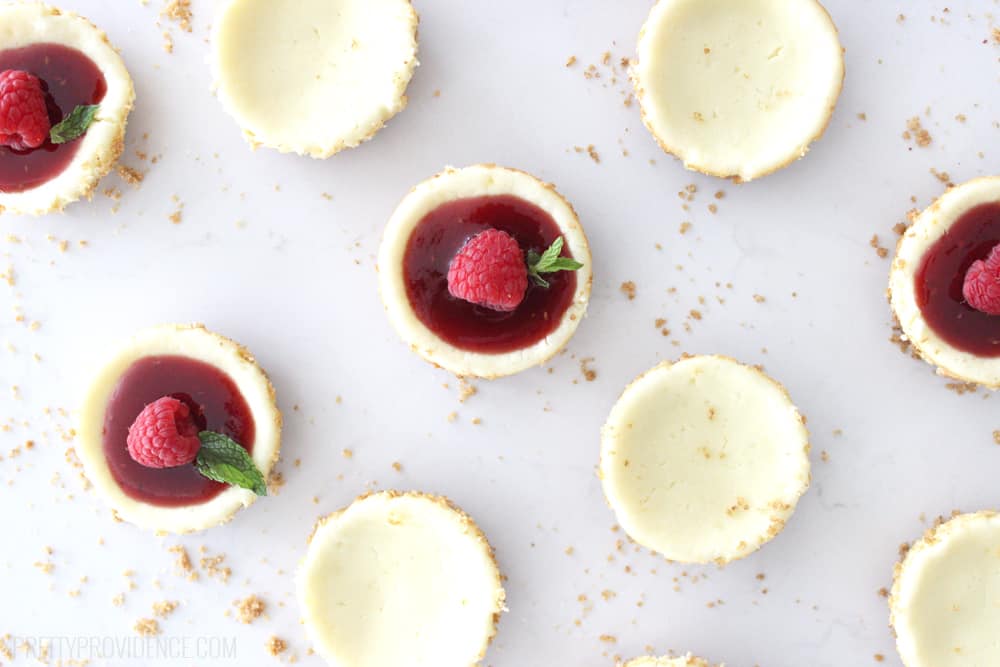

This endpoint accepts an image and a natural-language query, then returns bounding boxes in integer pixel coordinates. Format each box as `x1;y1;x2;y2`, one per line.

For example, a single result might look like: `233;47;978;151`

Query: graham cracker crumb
266;636;288;656
753;294;766;303
457;378;477;403
620;281;636;300
870;235;889;259
342;448;353;459
116;164;145;186
133;618;160;636
565;55;577;67
579;358;597;382
904;117;932;148
152;600;178;618
993;430;1000;445
235;595;266;624
161;0;192;32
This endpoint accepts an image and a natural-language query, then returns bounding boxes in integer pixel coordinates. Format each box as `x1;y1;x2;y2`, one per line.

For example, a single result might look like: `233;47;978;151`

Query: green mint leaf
49;105;99;144
526;236;583;288
533;237;566;273
195;431;267;496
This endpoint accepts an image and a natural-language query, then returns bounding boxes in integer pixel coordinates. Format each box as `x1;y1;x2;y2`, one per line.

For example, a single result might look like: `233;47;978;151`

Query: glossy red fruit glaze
103;356;255;507
0;43;107;193
403;195;578;354
447;229;528;312
126;396;202;469
915;202;1000;357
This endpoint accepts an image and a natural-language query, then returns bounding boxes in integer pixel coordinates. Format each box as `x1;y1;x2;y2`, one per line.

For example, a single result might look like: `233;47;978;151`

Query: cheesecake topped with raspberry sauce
378;165;592;379
76;324;281;534
890;176;1000;387
0;3;133;215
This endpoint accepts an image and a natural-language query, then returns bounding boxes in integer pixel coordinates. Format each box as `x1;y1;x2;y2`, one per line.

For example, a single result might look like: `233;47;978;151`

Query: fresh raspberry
126;396;202;469
447;229;528;312
963;244;1000;316
0;70;50;151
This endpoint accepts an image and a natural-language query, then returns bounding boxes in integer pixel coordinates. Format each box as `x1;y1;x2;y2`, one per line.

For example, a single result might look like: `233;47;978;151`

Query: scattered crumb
620;281;636;300
993;430;1000;445
870;235;889;259
117;164;145;186
152;600;179;618
133;618;160;636
235;595;266;624
565;55;577;67
266;636;288;657
579;358;597;382
342;448;353;459
753;294;766;303
857;112;867;121
392;461;403;472
161;0;193;32
679;222;692;235
903;117;932;148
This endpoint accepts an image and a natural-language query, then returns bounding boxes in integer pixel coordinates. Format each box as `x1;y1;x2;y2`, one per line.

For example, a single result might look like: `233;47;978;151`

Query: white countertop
1;1;998;665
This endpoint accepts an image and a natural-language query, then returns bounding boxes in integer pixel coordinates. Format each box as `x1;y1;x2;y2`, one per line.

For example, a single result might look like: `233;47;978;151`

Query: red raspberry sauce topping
0;43;107;193
103;356;255;507
915;202;1000;356
403;195;578;354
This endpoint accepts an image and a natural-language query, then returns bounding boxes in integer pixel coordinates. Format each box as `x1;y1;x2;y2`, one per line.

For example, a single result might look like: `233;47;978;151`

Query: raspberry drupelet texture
963;244;1000;316
126;396;202;469
0;69;51;151
447;229;528;312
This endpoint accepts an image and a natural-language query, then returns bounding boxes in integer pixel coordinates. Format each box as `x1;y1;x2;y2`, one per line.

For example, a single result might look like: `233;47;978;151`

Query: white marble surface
1;1;998;665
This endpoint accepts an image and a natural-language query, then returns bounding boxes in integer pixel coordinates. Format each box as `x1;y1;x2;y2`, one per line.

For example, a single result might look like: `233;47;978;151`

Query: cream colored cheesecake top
632;0;843;182
76;324;281;534
212;0;418;158
378;164;592;379
600;355;810;564
625;655;719;667
0;3;133;215
298;492;505;667
891;512;1000;667
889;176;1000;387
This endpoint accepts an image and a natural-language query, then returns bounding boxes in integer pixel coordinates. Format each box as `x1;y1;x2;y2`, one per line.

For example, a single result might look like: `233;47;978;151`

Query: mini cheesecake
0;3;134;215
212;0;418;158
890;511;1000;667
378;164;593;379
631;0;843;182
625;656;719;667
76;324;281;534
298;491;506;667
600;355;810;564
889;176;1000;387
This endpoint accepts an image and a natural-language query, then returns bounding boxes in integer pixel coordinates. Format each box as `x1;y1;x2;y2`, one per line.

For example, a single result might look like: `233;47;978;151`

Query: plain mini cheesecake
378;164;593;379
0;3;134;215
600;355;810;564
890;511;1000;667
76;324;281;534
212;0;418;158
625;656;720;667
298;491;506;667
631;0;843;182
889;176;1000;387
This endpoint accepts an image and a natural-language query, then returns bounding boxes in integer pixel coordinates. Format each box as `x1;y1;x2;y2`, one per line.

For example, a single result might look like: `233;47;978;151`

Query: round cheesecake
378;164;593;379
600;355;810;564
889;176;1000;387
625;656;719;667
631;0;843;182
890;511;1000;667
0;3;133;215
212;0;418;158
298;491;505;667
76;324;281;534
